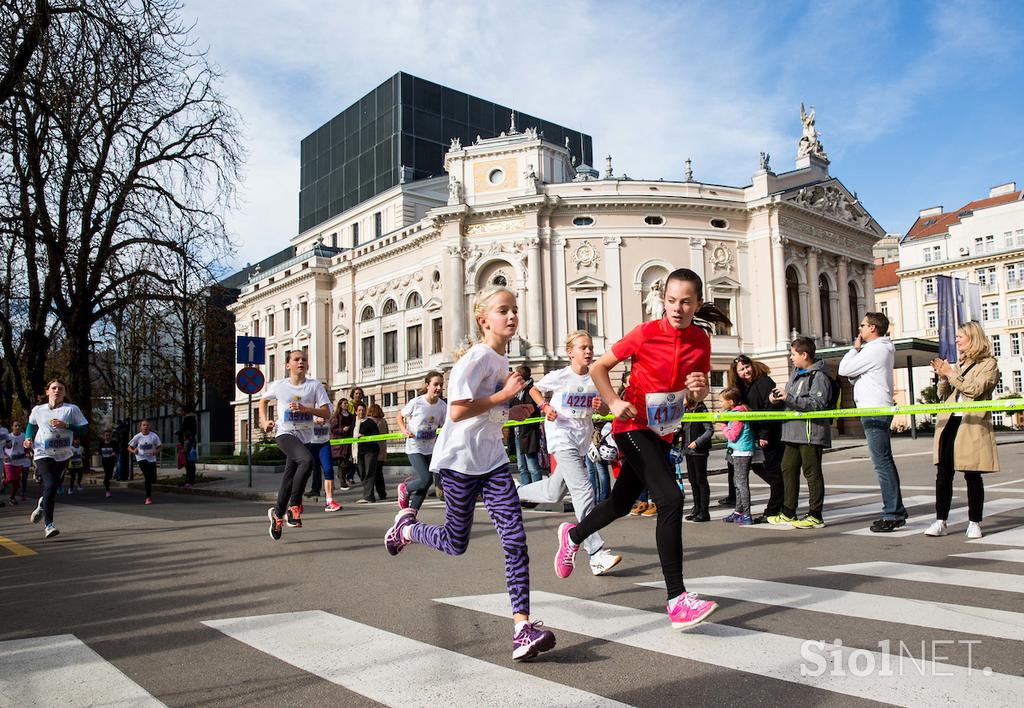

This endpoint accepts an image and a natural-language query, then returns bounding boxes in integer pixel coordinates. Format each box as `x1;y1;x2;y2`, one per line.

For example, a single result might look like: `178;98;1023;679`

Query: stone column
443;243;466;354
525;237;544;357
604;236;624;342
552;235;568;347
863;265;876;310
689;237;706;282
771;234;789;349
798;284;810;337
837;257;852;342
806;247;822;341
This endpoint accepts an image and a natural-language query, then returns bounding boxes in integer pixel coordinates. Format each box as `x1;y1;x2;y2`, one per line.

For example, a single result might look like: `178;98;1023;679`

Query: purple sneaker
554;522;579;579
385;508;417;555
722;512;740;523
512;620;556;661
735;514;753;526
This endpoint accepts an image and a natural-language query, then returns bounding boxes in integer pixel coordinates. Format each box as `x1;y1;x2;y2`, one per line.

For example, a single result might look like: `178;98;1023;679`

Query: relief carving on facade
464;218;526;235
792;184;872;228
571;240;600;271
709;242;734;274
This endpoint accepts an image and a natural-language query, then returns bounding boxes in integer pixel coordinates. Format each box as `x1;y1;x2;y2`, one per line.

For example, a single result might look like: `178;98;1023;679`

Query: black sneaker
268;508;284;541
286;505;303;528
751;514;768;525
870;518;907;533
717;497;736;507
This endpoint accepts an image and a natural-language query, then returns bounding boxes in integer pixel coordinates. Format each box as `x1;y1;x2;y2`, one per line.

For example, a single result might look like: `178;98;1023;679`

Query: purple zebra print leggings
410;466;530;615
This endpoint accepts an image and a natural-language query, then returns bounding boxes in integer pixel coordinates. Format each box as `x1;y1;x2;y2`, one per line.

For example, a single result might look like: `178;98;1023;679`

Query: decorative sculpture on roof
759;152;771;172
797;103;828;161
684;157;694;182
447;177;463;205
449;137;461;151
523;165;538;192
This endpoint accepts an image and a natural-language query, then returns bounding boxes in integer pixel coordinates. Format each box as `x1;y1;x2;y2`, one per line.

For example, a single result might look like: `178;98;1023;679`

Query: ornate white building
229;111;885;447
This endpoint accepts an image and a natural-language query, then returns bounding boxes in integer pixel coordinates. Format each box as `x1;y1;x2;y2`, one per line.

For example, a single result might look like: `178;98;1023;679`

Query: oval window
488;169;505;185
493;274;508;287
432;269;441;283
573;216;594;227
644;215;664;225
710;218;728;229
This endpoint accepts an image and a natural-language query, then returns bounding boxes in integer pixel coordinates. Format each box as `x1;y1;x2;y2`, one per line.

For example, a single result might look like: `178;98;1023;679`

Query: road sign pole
248;393;253;488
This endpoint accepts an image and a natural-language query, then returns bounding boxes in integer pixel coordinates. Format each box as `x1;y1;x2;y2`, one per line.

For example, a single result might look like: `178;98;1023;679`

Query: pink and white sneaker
324;499;342;513
667;592;718;629
385;508;417;555
397;480;410;510
554;522;579;579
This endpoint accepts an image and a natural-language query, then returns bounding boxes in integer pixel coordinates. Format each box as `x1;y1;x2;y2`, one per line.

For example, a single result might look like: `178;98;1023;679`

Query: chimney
989;182;1017;198
919;206;943;218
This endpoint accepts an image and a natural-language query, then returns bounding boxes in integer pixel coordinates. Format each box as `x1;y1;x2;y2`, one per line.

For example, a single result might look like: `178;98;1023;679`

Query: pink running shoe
144;498;153;505
385;508;417;555
667;592;718;629
397;480;410;510
105;491;112;498
554;522;579;579
324;499;342;513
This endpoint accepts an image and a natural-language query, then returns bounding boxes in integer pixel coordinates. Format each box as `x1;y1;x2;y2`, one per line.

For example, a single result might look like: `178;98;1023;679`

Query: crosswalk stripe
844;498;1024;537
436;591;1023;706
636;577;1024;641
810;561;1023;593
0;635;164;707
952;549;1024;563
203;610;627;707
968;524;1024;547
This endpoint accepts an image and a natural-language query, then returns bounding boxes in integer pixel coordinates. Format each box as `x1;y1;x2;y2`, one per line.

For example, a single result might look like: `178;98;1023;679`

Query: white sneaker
966;521;983;539
589;548;623;576
30;498;44;524
923;519;947;537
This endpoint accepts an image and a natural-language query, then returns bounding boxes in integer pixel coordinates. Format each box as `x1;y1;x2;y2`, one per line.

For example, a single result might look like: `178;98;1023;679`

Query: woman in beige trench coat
925;321;1000;539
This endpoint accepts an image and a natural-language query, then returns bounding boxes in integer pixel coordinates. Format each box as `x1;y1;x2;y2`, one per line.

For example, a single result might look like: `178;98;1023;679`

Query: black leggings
275;434;314;515
936;416;985;522
138;460;157;498
37;457;67;526
684;455;710;515
102;457;115;491
358;449;381;501
570;429;685;599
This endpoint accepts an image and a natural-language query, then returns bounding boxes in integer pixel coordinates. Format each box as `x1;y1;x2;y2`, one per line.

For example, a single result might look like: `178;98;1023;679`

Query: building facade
229;105;885;449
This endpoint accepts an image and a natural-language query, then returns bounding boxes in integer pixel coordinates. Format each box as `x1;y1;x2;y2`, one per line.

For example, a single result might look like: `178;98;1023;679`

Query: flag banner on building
936;275;958;362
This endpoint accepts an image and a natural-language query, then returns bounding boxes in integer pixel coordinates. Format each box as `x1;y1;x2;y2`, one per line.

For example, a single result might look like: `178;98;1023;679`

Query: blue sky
182;0;1024;269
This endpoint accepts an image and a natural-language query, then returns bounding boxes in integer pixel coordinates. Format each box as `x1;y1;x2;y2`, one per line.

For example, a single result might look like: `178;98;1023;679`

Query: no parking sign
236;366;265;395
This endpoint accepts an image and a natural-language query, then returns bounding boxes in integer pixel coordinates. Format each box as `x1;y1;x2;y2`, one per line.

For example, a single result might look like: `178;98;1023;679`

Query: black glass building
299;72;594;234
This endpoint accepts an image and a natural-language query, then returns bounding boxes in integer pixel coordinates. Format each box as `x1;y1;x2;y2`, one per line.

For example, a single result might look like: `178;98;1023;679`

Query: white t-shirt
29;402;88;463
4;433;30;467
402;396;447;455
129;432;162;463
536;367;598;456
310;418;331;445
0;426;9;450
262;378;331;445
430;344;511;475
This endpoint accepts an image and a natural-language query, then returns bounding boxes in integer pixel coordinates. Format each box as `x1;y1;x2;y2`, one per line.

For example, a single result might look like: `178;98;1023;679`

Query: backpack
816;369;842;422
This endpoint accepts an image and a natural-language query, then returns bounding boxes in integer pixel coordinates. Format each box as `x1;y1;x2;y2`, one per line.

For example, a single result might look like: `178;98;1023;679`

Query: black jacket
741;374;781;444
674;402;714;456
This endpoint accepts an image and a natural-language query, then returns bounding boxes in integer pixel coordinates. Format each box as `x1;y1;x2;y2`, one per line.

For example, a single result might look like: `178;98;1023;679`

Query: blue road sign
236;336;266;365
236;366;265;395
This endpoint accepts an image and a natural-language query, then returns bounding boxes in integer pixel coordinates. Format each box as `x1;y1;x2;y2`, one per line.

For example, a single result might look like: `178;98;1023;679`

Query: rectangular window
382;391;398;407
712;298;733;335
331;232;338;248
353;222;360;245
923;244;941;263
337;341;347;372
362;335;375;368
406;389;417;403
710;371;725;388
1017;229;1024;246
302;345;308;359
1014;370;1022;392
374;211;383;238
300;301;308;326
974;236;983;253
996;374;1005;395
267;313;275;336
1012;333;1021;357
1009;298;1023;319
927;310;937;329
880;302;888;316
1005;231;1014;248
431;317;443;354
992;335;1002;357
268;354;276;380
1008;263;1020;287
384;330;398;365
982;301;1000;321
986;234;995;252
924;277;935;295
252;319;259;337
977;267;996;285
283;308;291;331
407;324;422;359
576;298;599;336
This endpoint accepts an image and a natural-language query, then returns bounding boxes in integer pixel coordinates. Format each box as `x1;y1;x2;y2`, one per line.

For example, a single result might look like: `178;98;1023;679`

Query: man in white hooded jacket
838;311;908;532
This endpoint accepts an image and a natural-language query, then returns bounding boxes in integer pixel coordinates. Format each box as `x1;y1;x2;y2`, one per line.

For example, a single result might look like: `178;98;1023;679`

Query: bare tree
1;0;243;422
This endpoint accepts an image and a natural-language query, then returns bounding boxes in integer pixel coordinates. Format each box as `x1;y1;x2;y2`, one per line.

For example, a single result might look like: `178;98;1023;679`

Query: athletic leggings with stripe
410;466;530;615
570;429;685;599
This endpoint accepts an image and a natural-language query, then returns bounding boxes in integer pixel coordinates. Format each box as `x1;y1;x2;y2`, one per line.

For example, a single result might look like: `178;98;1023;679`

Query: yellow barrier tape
256;398;1024;449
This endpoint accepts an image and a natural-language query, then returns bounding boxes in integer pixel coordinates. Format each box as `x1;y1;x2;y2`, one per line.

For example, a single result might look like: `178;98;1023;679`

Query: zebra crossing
4;526;1022;708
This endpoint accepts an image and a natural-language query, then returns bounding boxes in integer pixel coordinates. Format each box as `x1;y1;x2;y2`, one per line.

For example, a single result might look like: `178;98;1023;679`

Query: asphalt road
1;436;1022;707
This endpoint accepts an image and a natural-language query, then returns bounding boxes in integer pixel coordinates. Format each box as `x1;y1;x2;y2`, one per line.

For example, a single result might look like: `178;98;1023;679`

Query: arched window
382;299;397;316
405;292;422;309
786;266;802;333
849;281;860;338
360;305;374;322
492;274;507;287
819;274;832;338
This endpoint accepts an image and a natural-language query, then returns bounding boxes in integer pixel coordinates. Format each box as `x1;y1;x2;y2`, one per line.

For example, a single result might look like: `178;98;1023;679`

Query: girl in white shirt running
518;330;622;576
396;371;447;513
259;349;331;541
383;287;558;662
128;420;162;505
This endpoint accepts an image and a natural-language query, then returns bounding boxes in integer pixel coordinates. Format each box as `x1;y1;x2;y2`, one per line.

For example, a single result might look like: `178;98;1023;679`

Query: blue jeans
514;432;543;485
585;456;611;503
861;416;907;520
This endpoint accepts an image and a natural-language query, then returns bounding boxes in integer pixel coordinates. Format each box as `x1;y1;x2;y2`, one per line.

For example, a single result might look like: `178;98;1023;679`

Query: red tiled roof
874;261;899;289
904;191;1021;241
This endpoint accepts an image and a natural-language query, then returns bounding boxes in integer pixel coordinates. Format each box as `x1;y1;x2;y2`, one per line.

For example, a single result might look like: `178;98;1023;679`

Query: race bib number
43;436;71;451
559;390;597;419
312;425;330;438
282;410;314;428
70;459;83;469
140;443;154;452
414;428;437;441
645;390;686;437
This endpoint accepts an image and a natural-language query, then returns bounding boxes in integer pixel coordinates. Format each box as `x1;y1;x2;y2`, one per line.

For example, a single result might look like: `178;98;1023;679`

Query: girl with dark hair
554;268;729;630
397;371;447;513
128;420;162;505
